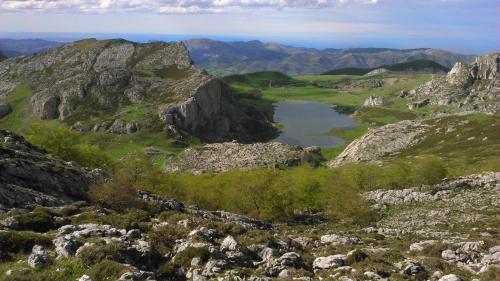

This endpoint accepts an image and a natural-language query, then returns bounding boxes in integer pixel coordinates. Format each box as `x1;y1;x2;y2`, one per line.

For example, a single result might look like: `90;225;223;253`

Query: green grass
396;113;500;176
0;86;34;132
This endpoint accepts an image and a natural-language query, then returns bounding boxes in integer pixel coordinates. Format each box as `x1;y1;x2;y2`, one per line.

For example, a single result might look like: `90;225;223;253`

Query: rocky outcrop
328;120;429;167
408;52;500;113
363;96;385;106
0;130;103;209
164;142;323;174
0;39;274;142
363;68;388;77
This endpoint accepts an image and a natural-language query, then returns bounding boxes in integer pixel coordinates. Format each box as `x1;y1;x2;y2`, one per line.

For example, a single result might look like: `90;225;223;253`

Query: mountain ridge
184;38;476;75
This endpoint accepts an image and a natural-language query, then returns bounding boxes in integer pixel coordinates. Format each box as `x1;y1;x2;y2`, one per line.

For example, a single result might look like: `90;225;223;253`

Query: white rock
438;274;462;281
313;255;346;269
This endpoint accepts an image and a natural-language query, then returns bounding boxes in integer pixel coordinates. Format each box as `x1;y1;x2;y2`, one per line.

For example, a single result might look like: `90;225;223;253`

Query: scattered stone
438;274;462;281
27;245;52;269
364;96;385;106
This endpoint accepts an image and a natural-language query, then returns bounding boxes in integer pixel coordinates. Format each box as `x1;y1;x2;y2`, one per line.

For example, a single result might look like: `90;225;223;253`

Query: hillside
184;39;475;75
0;38;276;160
0;51;5;62
323;60;450;76
406;52;500;113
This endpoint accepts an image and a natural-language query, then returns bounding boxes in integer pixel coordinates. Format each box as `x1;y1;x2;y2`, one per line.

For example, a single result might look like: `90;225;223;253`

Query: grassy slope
0;86;187;164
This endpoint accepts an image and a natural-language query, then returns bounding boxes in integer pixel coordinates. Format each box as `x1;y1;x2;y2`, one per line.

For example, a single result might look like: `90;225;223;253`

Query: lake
273;101;357;148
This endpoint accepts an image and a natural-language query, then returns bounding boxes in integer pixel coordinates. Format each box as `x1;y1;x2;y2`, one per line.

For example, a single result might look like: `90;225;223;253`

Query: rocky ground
164;142;323;174
0;170;498;281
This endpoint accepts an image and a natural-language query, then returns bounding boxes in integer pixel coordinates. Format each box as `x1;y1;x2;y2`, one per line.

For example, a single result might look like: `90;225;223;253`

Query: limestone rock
328;120;429;167
27;245;52;269
364;68;388;77
165;142;322;174
438;274;462;281
364;96;385;106
313;255;346;269
0;130;103;209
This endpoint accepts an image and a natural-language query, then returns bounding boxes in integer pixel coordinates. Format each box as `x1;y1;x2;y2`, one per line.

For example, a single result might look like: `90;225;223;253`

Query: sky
0;0;498;54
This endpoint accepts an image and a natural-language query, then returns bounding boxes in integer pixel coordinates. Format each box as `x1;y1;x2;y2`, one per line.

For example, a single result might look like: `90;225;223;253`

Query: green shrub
156;263;183;281
173;246;209;267
27;123;111;169
345;249;368;265
149;224;188;256
78;242;126;267
14;210;54;232
89;172;145;212
0;231;52;255
411;156;448;186
87;260;127;281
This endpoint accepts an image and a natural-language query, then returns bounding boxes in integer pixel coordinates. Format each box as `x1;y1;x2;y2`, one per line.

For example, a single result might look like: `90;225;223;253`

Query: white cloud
0;0;381;14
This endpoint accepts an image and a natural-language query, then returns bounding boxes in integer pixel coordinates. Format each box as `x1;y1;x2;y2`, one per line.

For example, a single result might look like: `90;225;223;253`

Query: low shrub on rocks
13;209;55;232
149;224;188;256
87;259;128;281
89;172;145;212
173;246;210;267
0;231;52;256
78;242;126;267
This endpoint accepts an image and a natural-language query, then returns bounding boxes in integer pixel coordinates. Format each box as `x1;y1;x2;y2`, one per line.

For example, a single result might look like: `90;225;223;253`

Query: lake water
273;101;357;148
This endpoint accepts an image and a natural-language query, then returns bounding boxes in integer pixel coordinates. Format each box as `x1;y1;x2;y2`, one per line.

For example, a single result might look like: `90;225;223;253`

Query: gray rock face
0;130;103;209
363;68;388;77
408;52;500;113
164;142;322;174
0;39;273;142
328;120;429;167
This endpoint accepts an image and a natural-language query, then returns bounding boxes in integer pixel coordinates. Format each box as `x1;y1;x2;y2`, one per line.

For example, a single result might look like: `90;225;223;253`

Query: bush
149;224;188;256
173;246;209;267
89;172;144;212
87;260;127;281
27;123;111;169
14;209;55;232
411;156;448;186
0;231;52;255
78;242;126;267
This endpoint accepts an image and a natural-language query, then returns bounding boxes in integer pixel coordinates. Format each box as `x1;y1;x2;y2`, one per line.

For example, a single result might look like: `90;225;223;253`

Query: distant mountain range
184;39;476;75
0;39;63;57
322;59;451;76
0;38;476;75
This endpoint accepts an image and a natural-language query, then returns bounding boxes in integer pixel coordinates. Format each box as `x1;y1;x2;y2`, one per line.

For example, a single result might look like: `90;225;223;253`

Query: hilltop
0;38;276;144
322;60;451;76
184;39;475;75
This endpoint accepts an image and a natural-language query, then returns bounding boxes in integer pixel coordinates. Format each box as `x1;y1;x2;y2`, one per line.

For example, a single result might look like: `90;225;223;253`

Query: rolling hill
322;59;451;76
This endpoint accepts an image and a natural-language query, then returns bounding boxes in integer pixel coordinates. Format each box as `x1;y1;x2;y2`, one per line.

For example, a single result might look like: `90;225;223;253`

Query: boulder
313;255;346;269
27;245;52;269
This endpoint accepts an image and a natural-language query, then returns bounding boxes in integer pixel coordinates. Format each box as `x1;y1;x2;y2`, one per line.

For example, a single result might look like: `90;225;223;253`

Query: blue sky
0;0;498;54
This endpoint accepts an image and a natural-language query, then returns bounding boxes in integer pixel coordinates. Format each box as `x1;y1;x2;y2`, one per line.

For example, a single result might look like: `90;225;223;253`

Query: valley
0;37;498;281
